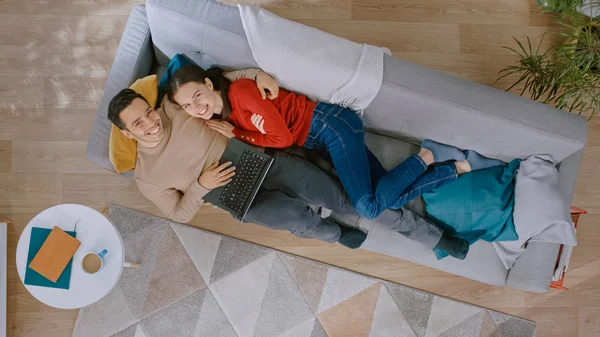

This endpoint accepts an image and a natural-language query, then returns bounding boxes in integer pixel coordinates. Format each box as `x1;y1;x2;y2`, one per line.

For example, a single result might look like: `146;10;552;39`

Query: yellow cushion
109;75;158;173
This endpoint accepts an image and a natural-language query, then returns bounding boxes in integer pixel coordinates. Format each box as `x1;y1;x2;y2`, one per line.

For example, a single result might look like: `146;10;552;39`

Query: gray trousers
244;151;443;248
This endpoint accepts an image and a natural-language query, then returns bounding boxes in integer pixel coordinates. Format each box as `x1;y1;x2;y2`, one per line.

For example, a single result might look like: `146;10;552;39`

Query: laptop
203;138;274;221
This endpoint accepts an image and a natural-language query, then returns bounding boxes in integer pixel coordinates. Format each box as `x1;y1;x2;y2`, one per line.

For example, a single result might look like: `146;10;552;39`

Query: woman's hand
251;114;266;134
198;161;235;190
256;71;279;100
206;120;235;139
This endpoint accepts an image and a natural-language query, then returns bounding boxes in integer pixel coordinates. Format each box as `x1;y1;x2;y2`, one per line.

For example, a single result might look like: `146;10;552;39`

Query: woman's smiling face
173;79;224;120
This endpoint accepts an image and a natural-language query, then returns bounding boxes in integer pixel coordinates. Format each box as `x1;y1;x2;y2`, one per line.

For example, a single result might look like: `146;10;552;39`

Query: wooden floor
1;0;599;336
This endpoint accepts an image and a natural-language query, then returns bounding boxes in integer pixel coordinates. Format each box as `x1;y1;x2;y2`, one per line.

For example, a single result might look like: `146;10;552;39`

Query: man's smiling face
119;98;165;144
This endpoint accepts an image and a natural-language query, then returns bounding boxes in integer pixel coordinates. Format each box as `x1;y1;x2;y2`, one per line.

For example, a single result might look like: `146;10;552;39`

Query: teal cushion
158;53;195;100
423;159;522;259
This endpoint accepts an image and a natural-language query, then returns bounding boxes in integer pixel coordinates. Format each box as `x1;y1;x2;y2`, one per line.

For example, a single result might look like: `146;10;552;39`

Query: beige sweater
135;69;260;223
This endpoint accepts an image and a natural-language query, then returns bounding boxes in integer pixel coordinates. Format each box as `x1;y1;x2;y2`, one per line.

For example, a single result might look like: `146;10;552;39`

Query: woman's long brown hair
167;64;233;120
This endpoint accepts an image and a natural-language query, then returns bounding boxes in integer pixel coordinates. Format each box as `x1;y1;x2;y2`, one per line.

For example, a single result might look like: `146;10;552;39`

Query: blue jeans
244;151;445;249
303;102;458;219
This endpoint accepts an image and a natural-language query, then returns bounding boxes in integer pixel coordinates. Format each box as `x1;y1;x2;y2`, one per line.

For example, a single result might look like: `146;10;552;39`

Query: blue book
24;227;76;290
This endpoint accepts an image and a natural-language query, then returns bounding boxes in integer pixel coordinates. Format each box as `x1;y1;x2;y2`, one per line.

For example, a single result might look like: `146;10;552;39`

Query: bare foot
418;148;434;166
454;160;472;175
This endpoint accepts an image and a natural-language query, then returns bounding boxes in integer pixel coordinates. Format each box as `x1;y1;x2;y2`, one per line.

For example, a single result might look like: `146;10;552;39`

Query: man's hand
256;71;279;100
250;113;266;134
206;120;235;139
198;161;235;190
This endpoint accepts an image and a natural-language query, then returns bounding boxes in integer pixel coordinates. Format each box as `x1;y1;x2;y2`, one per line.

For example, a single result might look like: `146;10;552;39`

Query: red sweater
228;79;316;148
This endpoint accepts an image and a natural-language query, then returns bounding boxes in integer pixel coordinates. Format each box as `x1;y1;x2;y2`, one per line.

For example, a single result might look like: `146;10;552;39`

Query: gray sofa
86;0;588;293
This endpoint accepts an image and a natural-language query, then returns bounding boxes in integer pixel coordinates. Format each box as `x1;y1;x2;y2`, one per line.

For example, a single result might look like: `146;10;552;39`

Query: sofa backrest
146;0;258;70
364;56;588;163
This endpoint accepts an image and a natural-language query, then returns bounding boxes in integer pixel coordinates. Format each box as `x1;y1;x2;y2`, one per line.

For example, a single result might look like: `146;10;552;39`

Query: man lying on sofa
107;68;468;258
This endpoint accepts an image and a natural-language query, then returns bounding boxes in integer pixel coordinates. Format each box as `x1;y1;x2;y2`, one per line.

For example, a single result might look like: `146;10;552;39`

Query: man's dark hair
108;88;148;130
167;64;233;120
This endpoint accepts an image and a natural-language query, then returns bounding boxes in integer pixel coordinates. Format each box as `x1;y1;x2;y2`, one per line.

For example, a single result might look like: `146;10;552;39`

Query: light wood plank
442;284;527;310
294;20;459;53
85;15;129;47
524;267;600;308
0;108;96;142
0;77;45;110
0;173;62;213
571;176;600;213
529;0;562;27
586;117;600;142
0;0;143;15
62;174;154;209
8;308;78;337
460;24;566;55
0;15;86;46
352;0;530;25
0;141;10;173
43;77;106;109
579;306;600;337
566;215;600;271
221;0;352;19
0;46;115;78
11;141;108;173
576;146;600;176
521;306;579;336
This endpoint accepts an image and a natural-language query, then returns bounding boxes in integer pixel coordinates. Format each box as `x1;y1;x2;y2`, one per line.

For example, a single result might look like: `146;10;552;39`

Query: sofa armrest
85;4;154;174
557;149;585;203
506;151;584;293
506;241;560;293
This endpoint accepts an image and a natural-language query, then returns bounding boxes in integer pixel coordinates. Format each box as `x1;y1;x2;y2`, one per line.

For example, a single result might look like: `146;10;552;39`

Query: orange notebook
28;226;81;283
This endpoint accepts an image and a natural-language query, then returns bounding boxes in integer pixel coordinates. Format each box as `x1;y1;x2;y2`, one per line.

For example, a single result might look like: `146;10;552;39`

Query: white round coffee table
16;204;125;309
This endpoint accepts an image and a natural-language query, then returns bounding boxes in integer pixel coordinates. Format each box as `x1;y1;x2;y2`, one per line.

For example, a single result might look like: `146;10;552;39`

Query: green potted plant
497;0;600;118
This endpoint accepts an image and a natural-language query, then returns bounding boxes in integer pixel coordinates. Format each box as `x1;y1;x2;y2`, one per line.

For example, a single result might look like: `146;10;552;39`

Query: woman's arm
204;80;293;148
231;82;293;148
223;69;279;99
223;68;260;82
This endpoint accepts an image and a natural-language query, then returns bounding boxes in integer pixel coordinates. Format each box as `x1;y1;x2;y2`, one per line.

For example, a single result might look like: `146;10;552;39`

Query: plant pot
567;24;600;70
578;0;600;18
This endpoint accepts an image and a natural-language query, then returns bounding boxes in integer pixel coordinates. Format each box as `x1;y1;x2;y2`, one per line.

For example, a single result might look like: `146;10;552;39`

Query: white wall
0;223;6;337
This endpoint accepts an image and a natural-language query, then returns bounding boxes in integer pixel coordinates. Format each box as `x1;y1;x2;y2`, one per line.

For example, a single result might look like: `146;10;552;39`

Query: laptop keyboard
219;149;268;216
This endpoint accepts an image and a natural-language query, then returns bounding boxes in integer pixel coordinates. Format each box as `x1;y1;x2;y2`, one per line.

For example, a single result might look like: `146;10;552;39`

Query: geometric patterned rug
72;205;536;337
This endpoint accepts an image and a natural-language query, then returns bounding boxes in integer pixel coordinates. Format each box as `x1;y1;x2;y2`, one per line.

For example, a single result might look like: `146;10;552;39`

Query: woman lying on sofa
166;65;504;236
